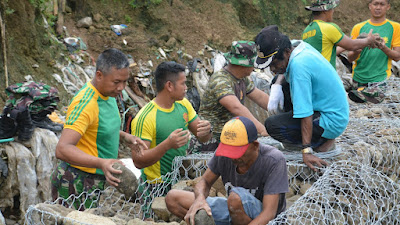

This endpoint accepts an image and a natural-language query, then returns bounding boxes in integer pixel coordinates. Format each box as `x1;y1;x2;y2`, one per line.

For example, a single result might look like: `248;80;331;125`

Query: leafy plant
125;14;132;23
5;8;15;15
129;0;163;9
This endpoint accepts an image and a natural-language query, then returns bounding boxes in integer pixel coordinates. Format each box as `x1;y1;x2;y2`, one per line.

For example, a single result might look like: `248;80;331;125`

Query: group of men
50;0;399;224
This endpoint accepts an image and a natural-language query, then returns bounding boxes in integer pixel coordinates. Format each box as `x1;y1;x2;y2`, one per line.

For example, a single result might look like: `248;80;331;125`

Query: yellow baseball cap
216;116;258;159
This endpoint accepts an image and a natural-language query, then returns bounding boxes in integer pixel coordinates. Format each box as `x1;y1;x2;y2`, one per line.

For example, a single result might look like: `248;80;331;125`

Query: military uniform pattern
199;69;255;141
51;162;105;210
224;41;257;67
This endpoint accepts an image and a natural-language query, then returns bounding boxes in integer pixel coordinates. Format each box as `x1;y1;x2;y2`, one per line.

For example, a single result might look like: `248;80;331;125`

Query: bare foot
315;139;335;152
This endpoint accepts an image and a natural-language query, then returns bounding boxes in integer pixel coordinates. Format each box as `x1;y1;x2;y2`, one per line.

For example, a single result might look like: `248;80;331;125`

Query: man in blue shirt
255;25;349;171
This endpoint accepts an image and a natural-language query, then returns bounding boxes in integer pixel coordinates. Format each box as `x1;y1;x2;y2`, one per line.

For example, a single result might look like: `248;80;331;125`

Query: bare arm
300;116;328;172
184;169;219;225
55;128;123;186
247;87;269;110
131;128;190;169
248;194;280;225
347;49;362;63
188;117;212;143
378;45;400;62
301;116;313;147
119;130;148;157
219;95;268;136
337;29;375;51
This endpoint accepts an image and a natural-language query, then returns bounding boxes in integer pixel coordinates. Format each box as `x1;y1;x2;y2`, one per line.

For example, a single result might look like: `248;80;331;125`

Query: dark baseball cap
254;25;284;69
215;116;258;159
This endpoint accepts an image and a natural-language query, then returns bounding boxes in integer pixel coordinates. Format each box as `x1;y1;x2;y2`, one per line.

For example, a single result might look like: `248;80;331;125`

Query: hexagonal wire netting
25;77;400;224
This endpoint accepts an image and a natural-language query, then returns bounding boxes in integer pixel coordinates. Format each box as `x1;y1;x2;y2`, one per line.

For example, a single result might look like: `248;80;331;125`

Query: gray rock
112;162;138;200
77;17;93;28
151;197;171;222
64;211;116;225
194;209;215;225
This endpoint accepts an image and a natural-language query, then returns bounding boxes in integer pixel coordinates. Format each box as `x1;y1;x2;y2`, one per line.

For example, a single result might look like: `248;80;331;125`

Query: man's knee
227;192;244;213
165;189;180;211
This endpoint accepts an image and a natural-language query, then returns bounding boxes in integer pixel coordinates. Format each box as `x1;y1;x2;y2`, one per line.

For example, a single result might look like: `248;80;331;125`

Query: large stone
30;203;74;225
299;183;313;195
77;17;93;28
64;211;116;225
112;162;138;200
127;218;147;225
194;209;215;225
151;197;171;222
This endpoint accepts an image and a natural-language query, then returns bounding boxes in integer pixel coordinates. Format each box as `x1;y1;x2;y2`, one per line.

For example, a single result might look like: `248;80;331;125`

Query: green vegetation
124;14;132;23
28;0;50;9
129;0;163;9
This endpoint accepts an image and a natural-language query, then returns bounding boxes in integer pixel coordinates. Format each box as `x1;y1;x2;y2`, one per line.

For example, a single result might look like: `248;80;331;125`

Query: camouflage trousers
188;135;219;154
51;161;106;211
348;80;387;104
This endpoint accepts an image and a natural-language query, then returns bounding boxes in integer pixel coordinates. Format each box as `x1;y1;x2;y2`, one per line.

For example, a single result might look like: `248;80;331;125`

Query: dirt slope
0;0;399;106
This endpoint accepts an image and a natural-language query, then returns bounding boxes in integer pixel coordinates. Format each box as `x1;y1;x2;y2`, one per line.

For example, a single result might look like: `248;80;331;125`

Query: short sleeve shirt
303;20;345;69
351;19;400;83
131;98;198;182
286;42;349;139
207;144;288;215
199;69;255;141
64;82;121;175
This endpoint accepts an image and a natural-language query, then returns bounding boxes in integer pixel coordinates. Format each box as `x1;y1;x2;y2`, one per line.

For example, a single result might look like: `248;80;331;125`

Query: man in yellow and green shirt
51;48;147;209
131;61;212;185
347;0;400;103
302;0;377;69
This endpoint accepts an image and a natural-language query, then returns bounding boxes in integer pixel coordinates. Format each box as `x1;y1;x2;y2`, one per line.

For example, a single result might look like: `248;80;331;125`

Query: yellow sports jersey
132;98;197;182
303;20;344;69
351;19;400;83
64;82;121;174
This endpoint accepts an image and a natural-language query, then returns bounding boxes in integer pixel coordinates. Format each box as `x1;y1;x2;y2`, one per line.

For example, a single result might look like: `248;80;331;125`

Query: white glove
268;84;284;115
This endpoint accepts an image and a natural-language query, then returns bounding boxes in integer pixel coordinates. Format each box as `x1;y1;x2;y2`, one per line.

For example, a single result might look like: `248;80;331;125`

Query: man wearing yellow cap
165;116;288;225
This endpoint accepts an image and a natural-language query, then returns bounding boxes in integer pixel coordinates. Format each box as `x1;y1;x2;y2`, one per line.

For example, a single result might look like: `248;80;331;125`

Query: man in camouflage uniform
196;41;270;152
51;49;147;210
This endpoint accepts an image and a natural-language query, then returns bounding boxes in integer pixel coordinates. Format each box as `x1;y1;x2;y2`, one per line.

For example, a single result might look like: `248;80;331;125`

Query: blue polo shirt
285;42;349;139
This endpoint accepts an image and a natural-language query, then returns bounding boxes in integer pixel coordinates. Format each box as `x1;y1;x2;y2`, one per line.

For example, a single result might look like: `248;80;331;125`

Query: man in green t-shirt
131;61;212;184
347;0;400;103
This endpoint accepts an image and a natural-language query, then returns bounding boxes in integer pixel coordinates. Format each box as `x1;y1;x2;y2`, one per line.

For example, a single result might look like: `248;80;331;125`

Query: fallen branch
0;10;8;87
124;86;148;108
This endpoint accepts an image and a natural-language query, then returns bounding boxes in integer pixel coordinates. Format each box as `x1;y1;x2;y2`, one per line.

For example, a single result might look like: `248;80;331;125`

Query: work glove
268;84;284;115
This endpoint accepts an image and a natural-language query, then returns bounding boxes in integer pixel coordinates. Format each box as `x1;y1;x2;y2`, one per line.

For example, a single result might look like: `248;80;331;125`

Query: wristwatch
301;147;314;154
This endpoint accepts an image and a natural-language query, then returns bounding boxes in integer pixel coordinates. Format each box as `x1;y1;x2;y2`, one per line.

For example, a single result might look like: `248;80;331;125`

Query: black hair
155;61;186;92
96;48;129;75
275;34;292;61
369;0;389;3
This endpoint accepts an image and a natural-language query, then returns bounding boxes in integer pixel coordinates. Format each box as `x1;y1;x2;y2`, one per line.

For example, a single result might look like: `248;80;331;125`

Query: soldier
196;41;270;152
51;48;147;210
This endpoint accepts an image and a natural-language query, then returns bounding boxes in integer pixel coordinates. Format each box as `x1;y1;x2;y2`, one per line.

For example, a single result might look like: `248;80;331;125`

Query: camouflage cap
305;0;340;11
224;41;257;67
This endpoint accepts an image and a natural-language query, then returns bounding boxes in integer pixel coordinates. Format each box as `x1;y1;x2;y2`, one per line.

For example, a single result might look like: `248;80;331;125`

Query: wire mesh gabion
269;160;400;225
24;77;400;224
24;153;213;225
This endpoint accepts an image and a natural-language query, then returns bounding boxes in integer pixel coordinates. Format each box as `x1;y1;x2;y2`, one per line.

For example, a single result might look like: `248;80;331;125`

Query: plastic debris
110;24;127;36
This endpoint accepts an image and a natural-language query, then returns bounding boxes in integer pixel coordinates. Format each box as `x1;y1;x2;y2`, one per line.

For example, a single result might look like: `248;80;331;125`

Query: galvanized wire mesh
25;153;213;224
25;77;400;224
269;160;400;225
